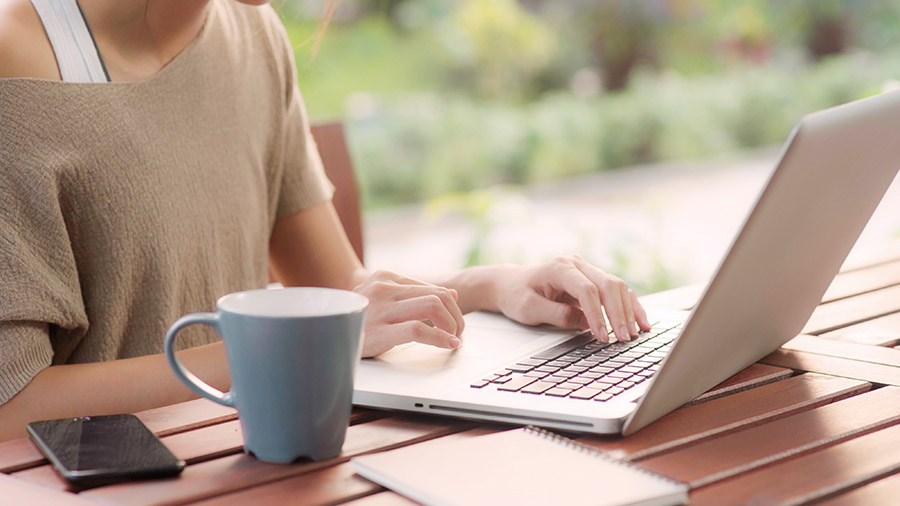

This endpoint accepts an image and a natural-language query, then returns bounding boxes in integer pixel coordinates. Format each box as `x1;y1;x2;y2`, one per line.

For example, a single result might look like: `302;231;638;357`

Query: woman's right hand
353;270;465;358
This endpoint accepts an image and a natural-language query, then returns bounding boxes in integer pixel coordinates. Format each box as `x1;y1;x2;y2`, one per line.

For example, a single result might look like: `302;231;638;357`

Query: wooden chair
310;122;364;263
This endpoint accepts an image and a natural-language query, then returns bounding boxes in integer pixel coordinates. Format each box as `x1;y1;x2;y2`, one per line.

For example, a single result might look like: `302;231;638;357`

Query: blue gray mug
164;287;367;463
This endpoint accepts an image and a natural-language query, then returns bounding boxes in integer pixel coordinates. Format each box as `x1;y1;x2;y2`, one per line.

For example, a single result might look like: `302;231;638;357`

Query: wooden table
6;250;900;505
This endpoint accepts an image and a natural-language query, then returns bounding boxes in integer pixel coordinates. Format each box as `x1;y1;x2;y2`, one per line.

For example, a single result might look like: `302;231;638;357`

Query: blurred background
276;0;900;294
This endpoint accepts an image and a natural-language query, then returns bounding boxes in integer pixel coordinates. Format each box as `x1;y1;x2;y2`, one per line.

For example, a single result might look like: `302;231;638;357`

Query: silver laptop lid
623;90;900;435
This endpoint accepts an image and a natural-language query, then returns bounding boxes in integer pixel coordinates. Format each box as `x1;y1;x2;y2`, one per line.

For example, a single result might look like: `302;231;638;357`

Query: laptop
353;89;900;436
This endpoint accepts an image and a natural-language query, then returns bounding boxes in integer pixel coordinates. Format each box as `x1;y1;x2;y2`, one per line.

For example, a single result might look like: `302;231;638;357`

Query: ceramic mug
164;287;367;463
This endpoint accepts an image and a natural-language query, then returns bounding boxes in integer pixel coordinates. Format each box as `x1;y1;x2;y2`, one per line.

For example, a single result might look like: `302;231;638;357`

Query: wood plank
683;363;792;407
762;349;900;386
803;285;900;335
0;473;101;505
816;472;900;506
636;257;900;313
192;462;380;506
821;259;900;303
819;311;900;347
0;402;385;476
841;240;900;273
689;422;900;505
783;335;900;367
135;398;237;437
575;373;868;460
0;398;237;474
78;415;474;505
344;491;419;506
0;438;45;474
638;386;900;487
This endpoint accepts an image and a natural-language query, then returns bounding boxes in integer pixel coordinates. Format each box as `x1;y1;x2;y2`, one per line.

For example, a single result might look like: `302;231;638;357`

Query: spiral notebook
351;426;688;506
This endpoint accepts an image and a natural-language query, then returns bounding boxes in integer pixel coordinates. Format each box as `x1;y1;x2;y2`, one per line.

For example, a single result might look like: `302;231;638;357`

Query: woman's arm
0;341;228;441
269;201;650;357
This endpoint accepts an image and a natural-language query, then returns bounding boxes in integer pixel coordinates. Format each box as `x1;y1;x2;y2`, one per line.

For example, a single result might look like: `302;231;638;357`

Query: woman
0;0;650;441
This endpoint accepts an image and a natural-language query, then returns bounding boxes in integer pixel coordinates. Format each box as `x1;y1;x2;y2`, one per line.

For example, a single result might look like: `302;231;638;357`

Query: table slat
816;471;900;506
78;415;473;505
135;398;237;437
0;473;100;505
821;258;900;303
819;311;900;347
575;373;868;460
762;349;900;386
345;491;419;506
803;285;900;335
192;462;379;506
638;386;900;487
783;335;900;367
0;398;238;473
689;422;900;505
683;363;792;407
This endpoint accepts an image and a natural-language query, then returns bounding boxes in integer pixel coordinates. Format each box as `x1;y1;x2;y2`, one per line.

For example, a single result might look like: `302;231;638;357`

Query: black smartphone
26;414;185;488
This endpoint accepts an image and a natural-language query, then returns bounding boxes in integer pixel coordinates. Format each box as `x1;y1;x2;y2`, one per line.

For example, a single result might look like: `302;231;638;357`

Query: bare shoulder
0;0;60;79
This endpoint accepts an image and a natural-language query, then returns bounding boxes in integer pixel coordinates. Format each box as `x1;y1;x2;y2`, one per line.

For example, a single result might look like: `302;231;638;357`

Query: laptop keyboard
469;325;679;402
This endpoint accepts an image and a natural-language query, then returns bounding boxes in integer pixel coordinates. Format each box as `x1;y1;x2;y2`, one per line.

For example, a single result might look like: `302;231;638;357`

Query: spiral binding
522;426;687;488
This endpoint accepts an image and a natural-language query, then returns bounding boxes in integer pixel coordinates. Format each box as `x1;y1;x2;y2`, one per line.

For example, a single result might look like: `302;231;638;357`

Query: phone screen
27;414;184;487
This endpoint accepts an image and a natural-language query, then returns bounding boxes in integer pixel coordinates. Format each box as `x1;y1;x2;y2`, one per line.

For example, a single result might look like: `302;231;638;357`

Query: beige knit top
0;0;334;404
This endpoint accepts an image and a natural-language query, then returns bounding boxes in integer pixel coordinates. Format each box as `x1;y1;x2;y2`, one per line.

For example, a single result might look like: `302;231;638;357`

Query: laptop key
470;380;489;388
497;376;537;392
555;370;578;378
544;376;567;384
563;365;588;373
568;377;593;385
535;365;559;373
620;366;643;375
517;358;548;367
590;365;615;374
581;371;603;379
607;386;625;396
570;388;605;400
506;364;534;373
544;388;572;397
546;360;569;368
595;377;622;385
521;381;556;394
558;382;584;390
593;393;614;402
524;371;549;379
491;376;512;384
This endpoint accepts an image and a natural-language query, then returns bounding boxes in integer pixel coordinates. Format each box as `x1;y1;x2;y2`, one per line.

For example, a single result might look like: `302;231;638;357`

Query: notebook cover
351;426;688;506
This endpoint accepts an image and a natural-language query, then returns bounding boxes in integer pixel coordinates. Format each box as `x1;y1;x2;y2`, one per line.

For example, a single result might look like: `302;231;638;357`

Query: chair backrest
310;122;364;263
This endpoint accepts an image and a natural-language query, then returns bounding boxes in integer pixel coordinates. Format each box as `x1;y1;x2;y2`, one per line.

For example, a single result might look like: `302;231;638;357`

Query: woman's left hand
490;255;651;342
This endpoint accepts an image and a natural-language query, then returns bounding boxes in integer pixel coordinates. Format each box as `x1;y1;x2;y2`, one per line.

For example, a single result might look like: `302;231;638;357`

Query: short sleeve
276;84;335;221
0;162;88;404
269;14;334;221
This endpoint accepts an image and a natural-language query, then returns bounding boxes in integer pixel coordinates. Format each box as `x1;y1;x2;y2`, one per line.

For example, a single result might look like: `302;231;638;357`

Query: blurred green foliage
278;0;900;209
346;51;899;207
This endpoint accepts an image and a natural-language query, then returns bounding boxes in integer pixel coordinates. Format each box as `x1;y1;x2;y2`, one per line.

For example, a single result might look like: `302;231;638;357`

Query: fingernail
449;337;461;348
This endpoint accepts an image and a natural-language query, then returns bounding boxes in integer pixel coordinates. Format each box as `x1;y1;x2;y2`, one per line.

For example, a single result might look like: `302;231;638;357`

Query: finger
547;264;610;342
524;293;587;330
619;282;638;338
383;295;460;336
571;262;634;341
395;320;461;350
376;284;465;336
631;290;652;331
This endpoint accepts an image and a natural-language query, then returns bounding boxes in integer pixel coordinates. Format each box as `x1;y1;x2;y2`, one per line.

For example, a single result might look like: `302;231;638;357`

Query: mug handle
164;313;235;407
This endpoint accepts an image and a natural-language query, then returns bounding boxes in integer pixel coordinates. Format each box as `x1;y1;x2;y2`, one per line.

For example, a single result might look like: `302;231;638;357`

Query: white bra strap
30;0;109;83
